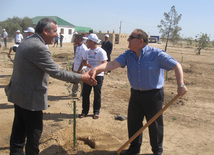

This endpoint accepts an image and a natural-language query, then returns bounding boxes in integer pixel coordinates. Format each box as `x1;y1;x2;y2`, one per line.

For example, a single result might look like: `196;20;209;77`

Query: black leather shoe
120;148;140;155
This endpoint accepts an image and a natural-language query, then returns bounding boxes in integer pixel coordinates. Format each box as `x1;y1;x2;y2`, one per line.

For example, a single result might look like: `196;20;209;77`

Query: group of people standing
53;32;64;48
4;17;187;155
72;32;113;119
2;28;29;48
7;27;35;58
1;29;23;48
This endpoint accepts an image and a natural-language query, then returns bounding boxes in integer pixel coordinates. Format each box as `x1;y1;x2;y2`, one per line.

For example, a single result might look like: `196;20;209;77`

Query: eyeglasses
128;35;141;40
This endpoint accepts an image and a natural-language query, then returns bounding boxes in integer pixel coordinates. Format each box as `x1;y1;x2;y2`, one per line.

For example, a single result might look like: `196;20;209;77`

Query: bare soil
0;42;214;155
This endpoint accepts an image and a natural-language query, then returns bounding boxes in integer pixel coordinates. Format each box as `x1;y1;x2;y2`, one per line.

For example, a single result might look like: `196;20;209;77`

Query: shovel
116;94;180;155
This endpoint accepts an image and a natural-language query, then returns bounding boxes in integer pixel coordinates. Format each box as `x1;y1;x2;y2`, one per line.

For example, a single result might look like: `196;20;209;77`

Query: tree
21;17;33;31
157;5;182;52
170;26;182;45
185;37;193;47
0;16;33;38
195;33;210;55
211;40;214;47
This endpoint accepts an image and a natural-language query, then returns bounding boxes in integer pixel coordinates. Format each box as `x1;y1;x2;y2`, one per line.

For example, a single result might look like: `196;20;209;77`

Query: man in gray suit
5;18;97;155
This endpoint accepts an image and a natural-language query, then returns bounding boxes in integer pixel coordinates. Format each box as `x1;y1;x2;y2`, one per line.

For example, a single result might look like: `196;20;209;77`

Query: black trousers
4;38;7;47
128;88;164;154
107;55;111;73
10;105;43;155
82;76;104;115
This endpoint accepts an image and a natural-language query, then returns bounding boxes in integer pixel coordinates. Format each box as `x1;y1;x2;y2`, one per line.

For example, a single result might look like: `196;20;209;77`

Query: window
60;29;64;34
69;29;72;34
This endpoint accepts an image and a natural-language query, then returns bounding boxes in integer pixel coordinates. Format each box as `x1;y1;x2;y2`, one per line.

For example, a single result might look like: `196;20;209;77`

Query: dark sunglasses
128;35;141;40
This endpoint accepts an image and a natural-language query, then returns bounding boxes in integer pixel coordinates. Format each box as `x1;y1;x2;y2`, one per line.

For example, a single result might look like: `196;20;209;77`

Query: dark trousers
10;105;43;155
128;88;164;155
4;38;7;47
82;76;104;115
60;40;63;47
107;55;111;62
107;55;111;73
53;40;58;46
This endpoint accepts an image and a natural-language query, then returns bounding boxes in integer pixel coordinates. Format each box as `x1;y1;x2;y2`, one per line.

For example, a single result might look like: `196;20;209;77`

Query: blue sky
1;0;214;40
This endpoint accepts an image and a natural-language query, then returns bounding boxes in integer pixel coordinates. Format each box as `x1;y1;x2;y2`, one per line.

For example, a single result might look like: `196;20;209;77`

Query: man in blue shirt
90;29;187;155
53;36;59;47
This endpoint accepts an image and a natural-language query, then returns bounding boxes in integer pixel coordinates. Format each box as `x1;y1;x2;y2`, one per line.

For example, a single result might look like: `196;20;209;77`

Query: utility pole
119;21;122;34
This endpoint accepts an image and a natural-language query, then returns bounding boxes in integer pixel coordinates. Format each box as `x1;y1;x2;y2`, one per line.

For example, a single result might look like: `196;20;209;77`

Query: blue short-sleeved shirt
115;45;178;90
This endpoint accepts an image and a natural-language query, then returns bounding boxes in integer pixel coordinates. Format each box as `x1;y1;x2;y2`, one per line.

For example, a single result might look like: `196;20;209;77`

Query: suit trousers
128;88;164;155
82;76;104;115
10;105;43;155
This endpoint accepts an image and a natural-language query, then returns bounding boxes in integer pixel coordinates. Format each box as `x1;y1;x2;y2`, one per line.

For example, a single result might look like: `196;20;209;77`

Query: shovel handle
116;94;180;155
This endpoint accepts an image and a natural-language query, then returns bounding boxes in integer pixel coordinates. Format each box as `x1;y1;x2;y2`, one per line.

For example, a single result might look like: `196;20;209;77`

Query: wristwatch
179;84;185;88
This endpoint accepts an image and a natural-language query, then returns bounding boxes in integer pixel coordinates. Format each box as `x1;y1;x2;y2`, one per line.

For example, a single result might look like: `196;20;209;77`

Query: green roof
32;16;75;27
75;26;95;33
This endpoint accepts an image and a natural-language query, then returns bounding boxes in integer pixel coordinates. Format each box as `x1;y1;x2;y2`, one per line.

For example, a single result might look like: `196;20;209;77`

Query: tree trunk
165;27;171;52
165;38;169;52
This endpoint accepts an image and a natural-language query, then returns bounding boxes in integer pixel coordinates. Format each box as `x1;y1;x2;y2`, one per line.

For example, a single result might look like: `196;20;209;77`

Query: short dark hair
75;34;83;41
135;29;148;44
81;33;86;37
89;29;93;33
35;18;57;34
13;46;18;52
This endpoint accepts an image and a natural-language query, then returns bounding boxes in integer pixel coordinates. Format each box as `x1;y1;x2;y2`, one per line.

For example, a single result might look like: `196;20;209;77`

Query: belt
131;88;160;92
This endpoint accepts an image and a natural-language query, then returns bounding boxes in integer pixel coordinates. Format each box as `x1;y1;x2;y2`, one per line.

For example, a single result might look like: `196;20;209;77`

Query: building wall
90;31;159;47
58;26;75;43
117;33;129;46
97;33;115;46
97;32;129;47
81;30;130;47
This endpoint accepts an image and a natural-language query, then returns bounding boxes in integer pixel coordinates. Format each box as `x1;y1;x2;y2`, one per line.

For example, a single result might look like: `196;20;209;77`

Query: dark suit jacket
101;40;113;56
5;33;81;111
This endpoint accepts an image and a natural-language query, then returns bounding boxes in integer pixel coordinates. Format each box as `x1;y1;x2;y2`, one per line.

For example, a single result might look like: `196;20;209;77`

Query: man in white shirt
72;34;88;97
3;29;8;47
15;30;23;44
78;33;108;119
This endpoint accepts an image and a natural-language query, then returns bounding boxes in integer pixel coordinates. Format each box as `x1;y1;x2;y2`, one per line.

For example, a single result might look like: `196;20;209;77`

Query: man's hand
77;70;82;73
85;61;92;68
81;70;97;86
90;67;97;79
177;85;188;96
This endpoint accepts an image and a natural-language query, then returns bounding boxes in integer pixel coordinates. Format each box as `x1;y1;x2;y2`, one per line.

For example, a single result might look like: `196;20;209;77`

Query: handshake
79;61;112;86
80;68;99;86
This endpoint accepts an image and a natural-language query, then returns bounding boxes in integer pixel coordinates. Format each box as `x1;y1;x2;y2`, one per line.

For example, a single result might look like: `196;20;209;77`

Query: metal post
73;100;76;147
67;56;71;71
119;21;122;34
3;53;7;64
166;71;168;81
